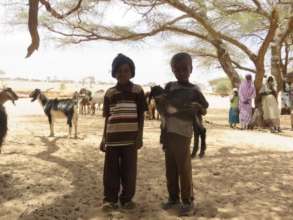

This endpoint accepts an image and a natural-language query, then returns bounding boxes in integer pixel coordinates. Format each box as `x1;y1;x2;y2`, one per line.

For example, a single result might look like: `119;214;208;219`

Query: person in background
229;88;240;128
260;76;281;133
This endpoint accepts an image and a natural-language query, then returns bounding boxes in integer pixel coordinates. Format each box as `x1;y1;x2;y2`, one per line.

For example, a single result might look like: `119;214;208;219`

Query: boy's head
170;52;193;83
112;53;135;84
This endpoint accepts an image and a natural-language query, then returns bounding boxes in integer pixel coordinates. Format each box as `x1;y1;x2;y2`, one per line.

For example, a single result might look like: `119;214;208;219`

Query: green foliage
59;83;66;91
209;77;232;96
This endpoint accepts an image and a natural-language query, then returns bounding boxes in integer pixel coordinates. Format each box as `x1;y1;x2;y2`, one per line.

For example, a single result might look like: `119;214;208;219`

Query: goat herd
0;87;159;151
0;87;205;158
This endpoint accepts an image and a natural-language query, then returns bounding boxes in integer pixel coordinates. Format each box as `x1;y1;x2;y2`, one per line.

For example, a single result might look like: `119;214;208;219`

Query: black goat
29;89;78;138
149;85;207;158
0;88;19;153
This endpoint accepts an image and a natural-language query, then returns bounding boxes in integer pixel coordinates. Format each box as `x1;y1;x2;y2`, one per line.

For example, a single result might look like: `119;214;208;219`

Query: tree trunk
214;41;241;88
271;43;283;92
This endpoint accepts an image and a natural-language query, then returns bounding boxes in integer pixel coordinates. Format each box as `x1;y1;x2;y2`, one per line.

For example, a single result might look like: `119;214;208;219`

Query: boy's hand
191;102;206;115
135;135;143;149
100;139;106;152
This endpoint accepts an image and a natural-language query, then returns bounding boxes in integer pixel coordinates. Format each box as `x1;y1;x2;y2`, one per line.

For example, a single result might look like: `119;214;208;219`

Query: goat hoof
199;152;205;158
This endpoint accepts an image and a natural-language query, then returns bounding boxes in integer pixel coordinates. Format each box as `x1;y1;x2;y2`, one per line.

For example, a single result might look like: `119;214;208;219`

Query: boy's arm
191;90;209;115
100;94;110;152
100;117;108;152
195;90;209;110
136;89;148;149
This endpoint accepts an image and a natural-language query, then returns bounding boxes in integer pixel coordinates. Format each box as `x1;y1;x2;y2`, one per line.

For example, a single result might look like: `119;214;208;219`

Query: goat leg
199;128;206;159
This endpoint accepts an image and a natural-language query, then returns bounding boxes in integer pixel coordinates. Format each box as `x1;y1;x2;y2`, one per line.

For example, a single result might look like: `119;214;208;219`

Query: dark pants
103;145;137;204
164;132;194;203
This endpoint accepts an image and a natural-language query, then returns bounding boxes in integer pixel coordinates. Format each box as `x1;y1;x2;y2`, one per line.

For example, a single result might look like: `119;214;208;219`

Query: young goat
29;89;78;138
145;91;159;120
0;88;19;153
149;85;207;158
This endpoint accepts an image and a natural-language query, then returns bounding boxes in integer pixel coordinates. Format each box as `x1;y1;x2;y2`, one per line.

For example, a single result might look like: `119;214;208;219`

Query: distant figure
239;74;256;129
229;88;239;128
260;76;281;133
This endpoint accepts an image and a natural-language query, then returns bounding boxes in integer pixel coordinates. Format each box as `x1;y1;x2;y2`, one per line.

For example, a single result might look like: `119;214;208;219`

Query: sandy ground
1;98;293;220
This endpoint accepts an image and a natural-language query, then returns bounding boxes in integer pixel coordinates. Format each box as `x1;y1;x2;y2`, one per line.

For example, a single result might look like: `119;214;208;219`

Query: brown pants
103;145;137;204
164;132;194;203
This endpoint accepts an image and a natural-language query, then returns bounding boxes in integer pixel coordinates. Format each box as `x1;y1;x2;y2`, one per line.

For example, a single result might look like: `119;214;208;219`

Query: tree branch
43;14;190;43
39;0;83;19
251;0;270;18
26;0;39;58
191;51;256;73
257;8;279;64
220;33;257;62
27;0;84;57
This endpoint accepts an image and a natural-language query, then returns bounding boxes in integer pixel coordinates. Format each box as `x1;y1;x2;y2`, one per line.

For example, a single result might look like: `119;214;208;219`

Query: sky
0;3;223;86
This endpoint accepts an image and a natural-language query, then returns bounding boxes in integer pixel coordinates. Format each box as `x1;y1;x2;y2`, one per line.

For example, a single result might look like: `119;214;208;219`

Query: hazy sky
0;4;222;85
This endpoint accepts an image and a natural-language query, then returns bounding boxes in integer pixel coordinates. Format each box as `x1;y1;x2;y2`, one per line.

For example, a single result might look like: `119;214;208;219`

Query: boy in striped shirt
100;54;147;211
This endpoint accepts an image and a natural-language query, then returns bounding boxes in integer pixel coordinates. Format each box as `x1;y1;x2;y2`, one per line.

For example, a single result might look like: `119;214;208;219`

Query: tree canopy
4;0;293;92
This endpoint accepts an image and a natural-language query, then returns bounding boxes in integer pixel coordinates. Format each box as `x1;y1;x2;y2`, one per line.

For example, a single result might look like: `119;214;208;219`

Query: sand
0;98;293;220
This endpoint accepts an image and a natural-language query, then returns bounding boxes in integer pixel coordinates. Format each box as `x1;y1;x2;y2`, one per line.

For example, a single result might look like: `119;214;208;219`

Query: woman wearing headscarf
260;76;281;133
239;74;256;129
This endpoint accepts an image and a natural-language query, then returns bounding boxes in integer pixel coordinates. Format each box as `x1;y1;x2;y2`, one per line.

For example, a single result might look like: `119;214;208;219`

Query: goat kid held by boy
29;89;78;138
149;85;207;158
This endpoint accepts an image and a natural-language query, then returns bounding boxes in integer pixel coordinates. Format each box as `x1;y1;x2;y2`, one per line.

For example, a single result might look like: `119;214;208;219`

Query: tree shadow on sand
10;136;293;219
192;147;293;219
19;136;105;220
0;173;21;206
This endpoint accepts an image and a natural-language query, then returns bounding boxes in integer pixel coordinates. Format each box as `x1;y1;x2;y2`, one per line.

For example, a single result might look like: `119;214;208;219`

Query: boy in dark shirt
100;54;147;211
161;52;209;216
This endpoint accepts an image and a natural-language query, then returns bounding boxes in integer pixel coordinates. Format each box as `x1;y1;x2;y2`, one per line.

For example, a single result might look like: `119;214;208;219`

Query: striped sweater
103;82;147;147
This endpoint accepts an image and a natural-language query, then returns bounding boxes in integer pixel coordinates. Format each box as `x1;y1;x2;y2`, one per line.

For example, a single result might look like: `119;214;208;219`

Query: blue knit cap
111;53;135;78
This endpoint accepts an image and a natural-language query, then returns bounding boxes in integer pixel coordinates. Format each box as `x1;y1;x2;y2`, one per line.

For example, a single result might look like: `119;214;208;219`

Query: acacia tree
20;0;241;87
7;0;293;91
270;3;293;91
